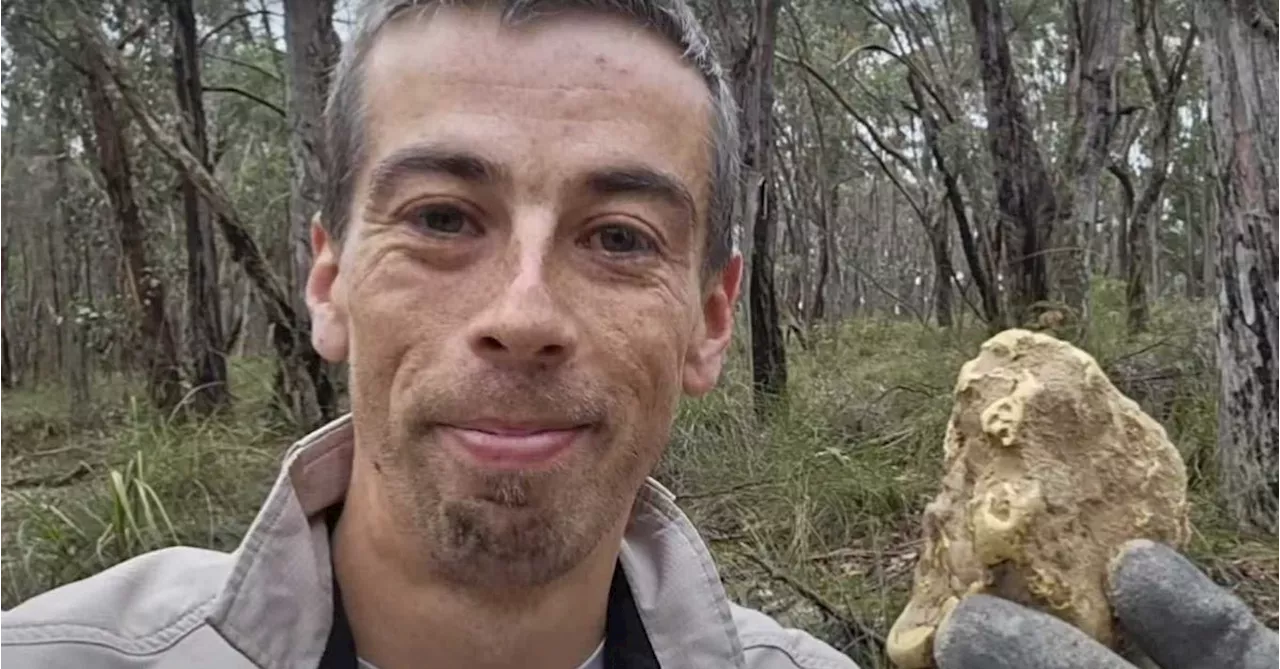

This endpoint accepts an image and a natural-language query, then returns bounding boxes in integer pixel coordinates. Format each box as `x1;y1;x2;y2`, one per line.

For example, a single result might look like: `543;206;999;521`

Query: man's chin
429;497;584;589
445;461;561;507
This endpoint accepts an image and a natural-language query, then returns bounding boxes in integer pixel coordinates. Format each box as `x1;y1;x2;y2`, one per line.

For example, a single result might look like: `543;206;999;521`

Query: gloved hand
933;539;1278;669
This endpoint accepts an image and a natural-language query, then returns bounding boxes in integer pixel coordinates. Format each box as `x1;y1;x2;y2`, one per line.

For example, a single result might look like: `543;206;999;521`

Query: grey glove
934;539;1278;669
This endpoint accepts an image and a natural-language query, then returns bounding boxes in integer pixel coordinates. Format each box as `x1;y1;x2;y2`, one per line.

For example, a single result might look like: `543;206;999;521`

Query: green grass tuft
2;297;1274;666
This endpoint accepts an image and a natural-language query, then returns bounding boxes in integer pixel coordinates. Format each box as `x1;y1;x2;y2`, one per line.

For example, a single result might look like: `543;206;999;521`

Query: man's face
307;6;741;587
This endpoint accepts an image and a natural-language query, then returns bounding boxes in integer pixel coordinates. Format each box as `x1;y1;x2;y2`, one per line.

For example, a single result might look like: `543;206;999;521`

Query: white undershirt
356;639;605;669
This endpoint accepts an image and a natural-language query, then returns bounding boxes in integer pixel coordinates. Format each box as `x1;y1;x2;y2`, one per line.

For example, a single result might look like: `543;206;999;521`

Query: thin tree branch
12;17;89;76
202;85;286;118
1150;0;1171;82
1132;0;1163;100
841;236;929;324
775;52;928;225
199;9;268;46
1165;23;1199;101
848;0;899;40
1107;162;1136;216
201;53;281;83
836;43;955;122
776;53;918;173
909;71;999;323
115;20;151;50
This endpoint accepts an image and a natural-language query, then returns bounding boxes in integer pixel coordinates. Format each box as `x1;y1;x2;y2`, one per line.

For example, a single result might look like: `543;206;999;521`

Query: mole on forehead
367;4;692;82
363;23;711;115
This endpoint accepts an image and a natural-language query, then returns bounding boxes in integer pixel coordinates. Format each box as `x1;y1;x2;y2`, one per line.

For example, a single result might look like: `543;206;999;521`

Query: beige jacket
2;416;857;669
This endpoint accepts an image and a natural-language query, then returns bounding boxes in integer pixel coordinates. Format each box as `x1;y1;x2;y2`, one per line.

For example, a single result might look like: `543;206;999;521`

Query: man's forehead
359;5;711;126
353;4;715;205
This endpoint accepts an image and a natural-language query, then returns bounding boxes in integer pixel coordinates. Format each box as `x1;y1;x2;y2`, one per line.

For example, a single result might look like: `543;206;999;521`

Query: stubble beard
397;436;650;592
377;365;672;592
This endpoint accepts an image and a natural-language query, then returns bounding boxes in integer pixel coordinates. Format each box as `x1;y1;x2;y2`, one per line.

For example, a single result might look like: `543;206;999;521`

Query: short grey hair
321;0;740;273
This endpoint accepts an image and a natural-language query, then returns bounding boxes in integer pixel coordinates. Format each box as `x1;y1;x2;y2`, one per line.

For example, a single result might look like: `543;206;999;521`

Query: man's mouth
438;421;591;470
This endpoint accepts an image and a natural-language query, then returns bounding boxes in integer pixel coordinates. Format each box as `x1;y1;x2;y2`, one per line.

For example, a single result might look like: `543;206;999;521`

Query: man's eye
588;224;654;255
408;205;474;236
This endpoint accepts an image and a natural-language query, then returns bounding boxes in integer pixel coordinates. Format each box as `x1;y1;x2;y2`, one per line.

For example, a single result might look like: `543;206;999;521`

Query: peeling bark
283;0;339;306
1198;0;1278;534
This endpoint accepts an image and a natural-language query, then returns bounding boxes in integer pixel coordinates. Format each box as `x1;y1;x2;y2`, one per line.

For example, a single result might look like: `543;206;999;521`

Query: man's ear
306;217;350;363
682;253;743;397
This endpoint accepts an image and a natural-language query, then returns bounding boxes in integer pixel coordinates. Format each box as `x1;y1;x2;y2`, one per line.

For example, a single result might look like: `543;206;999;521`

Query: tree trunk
928;209;955;328
1202;179;1216;297
83;51;182;413
1;221;14;389
283;0;342;414
1109;162;1135;280
46;203;64;377
798;70;833;324
930;233;954;328
811;206;830;322
966;0;1058;320
1149;205;1160;298
172;0;229;415
739;0;787;412
1059;0;1123;321
1127;204;1155;330
61;160;92;422
824;184;842;317
1198;0;1278;535
909;71;1001;327
52;127;92;422
283;0;339;306
75;11;335;429
1127;0;1197;333
1184;194;1197;299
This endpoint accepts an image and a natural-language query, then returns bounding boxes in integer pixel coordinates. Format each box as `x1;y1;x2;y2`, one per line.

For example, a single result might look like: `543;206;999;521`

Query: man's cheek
618;328;685;413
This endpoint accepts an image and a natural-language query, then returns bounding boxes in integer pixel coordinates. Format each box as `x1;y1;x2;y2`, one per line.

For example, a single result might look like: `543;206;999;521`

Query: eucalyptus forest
1;1;1275;665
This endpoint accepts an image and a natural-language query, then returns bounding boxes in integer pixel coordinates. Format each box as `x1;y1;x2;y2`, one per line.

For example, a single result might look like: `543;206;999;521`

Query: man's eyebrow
366;145;508;208
584;166;698;223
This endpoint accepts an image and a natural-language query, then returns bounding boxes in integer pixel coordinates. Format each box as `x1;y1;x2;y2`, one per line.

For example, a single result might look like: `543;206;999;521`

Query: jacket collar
206;415;745;669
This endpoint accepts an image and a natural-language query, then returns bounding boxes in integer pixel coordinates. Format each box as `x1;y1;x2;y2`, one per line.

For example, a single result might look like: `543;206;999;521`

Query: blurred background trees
0;0;1273;546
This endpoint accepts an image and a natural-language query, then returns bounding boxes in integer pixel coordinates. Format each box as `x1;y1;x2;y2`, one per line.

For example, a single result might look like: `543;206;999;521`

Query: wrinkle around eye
395;198;487;238
580;214;674;258
585;224;656;255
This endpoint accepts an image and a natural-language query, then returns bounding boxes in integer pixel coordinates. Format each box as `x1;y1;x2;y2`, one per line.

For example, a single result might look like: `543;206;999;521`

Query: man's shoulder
731;603;861;669
2;546;233;659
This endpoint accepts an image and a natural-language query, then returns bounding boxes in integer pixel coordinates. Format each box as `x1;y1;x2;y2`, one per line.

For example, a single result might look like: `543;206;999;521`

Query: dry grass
2;287;1274;667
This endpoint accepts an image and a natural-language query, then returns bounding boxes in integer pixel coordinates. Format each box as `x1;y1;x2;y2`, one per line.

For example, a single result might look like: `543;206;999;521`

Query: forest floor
3;289;1276;667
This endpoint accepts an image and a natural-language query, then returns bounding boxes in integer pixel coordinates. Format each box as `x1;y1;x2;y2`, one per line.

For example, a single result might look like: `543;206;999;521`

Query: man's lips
438;422;590;470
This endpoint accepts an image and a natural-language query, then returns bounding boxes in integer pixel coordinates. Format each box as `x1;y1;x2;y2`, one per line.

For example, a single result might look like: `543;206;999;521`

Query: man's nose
466;259;578;370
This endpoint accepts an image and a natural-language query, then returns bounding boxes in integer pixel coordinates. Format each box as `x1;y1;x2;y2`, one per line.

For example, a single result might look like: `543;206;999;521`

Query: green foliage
1;358;288;606
3;299;1274;663
0;0;1269;662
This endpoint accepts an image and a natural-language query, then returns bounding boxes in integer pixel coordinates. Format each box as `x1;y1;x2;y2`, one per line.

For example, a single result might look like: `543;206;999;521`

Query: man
3;2;1275;668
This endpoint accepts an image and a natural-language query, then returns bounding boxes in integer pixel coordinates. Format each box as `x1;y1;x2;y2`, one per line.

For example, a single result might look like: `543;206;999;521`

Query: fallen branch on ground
7;462;95;489
680;479;783;501
741;547;887;649
25;444;89;458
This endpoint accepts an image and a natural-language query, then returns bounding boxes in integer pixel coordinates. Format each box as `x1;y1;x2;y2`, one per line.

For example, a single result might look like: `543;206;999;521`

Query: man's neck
331;467;622;669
